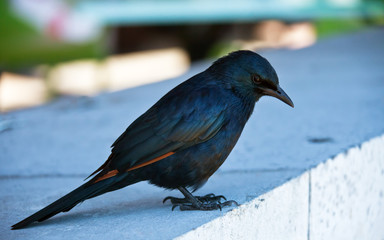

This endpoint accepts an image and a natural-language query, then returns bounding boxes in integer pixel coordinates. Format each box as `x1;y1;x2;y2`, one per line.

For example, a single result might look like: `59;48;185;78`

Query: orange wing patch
94;170;119;183
127;152;175;171
93;152;175;183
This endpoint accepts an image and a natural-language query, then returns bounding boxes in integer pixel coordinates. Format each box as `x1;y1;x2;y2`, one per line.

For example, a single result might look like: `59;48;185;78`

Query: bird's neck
227;85;257;125
241;95;257;122
203;69;258;121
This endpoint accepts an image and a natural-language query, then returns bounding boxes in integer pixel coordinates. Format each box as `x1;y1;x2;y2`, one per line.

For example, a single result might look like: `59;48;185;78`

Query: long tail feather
11;175;125;230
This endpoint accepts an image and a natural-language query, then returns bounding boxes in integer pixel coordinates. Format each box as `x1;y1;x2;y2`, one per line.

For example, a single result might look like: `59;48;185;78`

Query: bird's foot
163;193;239;211
163;193;225;204
171;199;239;211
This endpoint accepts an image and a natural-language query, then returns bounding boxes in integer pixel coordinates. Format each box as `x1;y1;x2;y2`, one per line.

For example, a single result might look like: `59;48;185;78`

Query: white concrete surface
177;135;384;240
310;135;384;240
1;28;384;239
177;172;309;240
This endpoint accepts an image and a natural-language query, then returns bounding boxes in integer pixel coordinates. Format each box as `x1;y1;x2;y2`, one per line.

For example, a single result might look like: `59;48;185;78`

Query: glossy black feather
12;50;293;229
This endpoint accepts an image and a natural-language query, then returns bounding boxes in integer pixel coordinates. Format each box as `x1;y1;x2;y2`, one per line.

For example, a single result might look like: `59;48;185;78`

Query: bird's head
210;50;294;108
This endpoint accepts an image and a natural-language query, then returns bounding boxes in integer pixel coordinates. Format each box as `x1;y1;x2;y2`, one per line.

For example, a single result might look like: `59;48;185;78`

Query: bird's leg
163;187;239;211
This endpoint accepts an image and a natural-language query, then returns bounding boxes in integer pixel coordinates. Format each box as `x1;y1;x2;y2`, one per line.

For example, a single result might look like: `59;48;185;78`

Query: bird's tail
11;173;130;230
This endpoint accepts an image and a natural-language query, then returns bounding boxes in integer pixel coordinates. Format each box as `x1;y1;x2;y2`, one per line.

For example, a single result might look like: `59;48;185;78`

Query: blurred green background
1;0;383;69
0;0;383;111
0;1;104;69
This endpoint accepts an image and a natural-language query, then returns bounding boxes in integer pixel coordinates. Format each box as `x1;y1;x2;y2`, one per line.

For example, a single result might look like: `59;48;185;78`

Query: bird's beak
261;85;294;108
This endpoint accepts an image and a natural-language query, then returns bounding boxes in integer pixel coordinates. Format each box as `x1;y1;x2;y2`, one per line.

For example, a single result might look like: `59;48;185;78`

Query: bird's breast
142;116;245;190
141;90;255;190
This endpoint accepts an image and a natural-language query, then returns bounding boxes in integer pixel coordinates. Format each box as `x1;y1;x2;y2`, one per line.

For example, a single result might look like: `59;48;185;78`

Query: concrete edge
176;134;384;240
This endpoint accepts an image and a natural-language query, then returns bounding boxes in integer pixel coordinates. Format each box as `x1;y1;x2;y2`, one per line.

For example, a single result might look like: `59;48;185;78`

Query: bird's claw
163;193;226;205
221;200;239;207
163;196;173;204
197;193;226;203
163;196;188;204
171;200;238;211
163;193;238;211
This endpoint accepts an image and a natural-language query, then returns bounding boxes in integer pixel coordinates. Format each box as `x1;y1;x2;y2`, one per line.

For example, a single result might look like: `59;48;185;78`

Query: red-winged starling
12;50;294;229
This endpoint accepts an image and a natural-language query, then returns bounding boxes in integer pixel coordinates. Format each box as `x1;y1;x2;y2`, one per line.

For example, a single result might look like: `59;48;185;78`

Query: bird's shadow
20;196;170;229
13;172;270;230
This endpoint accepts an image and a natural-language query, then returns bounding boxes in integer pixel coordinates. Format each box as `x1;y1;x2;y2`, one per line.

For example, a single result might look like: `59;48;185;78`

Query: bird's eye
252;74;262;84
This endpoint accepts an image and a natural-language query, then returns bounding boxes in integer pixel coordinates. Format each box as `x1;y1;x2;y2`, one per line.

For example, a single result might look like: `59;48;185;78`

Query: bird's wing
91;85;228;182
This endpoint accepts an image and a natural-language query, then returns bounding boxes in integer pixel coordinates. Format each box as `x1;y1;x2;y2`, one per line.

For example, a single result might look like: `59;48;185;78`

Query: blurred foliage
206;41;242;60
0;1;105;69
1;0;383;69
207;16;384;59
315;17;384;38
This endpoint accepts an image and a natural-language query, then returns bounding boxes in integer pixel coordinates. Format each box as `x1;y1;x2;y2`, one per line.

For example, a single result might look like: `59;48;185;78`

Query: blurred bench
75;0;384;26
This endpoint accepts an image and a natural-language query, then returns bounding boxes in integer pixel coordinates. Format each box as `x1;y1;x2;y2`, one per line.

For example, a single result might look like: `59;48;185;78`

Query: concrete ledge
310;135;384;239
1;29;384;239
177;135;384;240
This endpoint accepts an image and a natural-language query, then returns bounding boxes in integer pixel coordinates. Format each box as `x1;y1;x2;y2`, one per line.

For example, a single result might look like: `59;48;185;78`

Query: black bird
12;50;294;229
